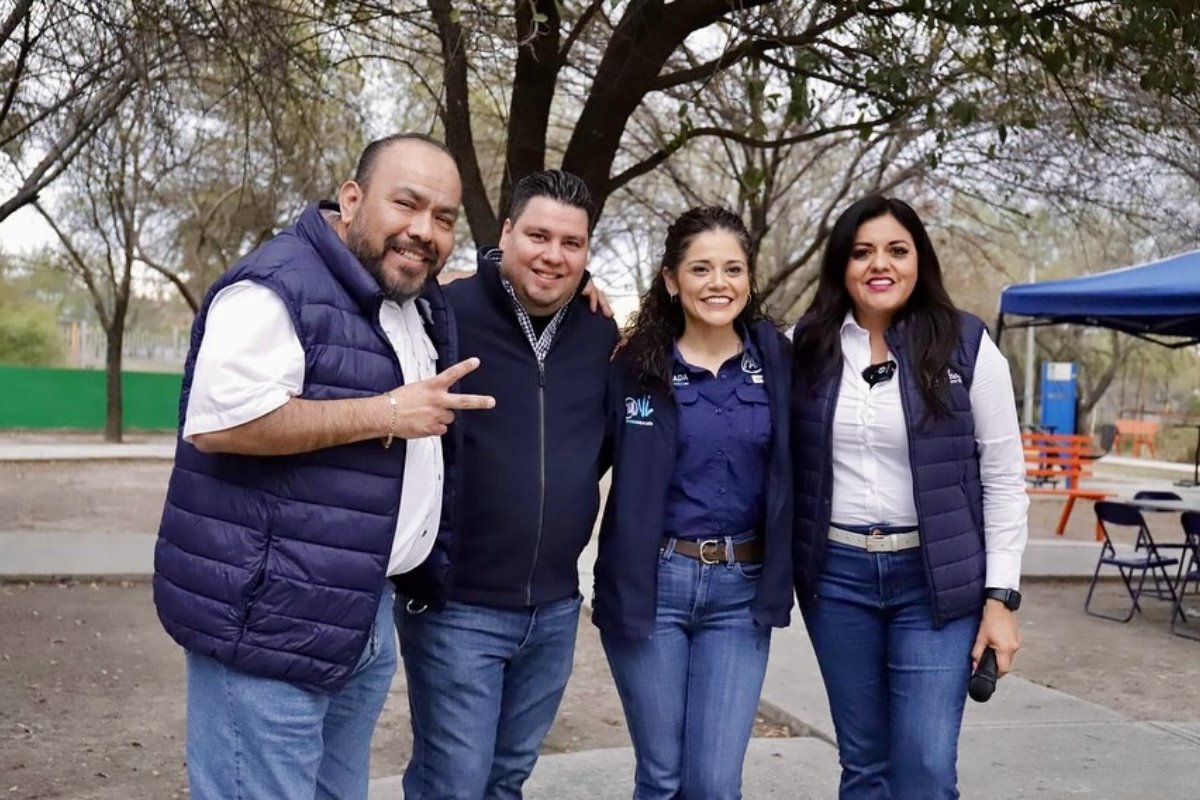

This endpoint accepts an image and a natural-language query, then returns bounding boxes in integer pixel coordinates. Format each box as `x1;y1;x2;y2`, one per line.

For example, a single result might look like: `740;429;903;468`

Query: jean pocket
733;561;764;580
353;618;379;673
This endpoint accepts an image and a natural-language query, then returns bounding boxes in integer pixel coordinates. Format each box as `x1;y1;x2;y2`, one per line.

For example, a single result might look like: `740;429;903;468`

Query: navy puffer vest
792;311;986;627
153;203;458;691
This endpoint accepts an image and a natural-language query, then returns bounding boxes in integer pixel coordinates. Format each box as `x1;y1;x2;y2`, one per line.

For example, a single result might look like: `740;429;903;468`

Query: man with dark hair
153;134;494;800
504;168;597;235
396;169;619;798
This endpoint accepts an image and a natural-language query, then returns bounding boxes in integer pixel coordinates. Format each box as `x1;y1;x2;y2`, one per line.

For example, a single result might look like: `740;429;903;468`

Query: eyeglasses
861;360;897;387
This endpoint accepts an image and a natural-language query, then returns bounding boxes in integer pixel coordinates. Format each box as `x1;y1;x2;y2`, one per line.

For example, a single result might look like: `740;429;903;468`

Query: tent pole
1023;323;1036;428
1022;264;1036;428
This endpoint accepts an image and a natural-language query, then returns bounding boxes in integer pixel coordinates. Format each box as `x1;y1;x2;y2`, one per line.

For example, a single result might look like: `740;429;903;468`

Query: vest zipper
526;358;548;605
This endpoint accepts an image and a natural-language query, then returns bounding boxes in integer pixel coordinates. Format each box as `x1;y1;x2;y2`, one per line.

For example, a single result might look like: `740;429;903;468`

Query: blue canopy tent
996;249;1200;348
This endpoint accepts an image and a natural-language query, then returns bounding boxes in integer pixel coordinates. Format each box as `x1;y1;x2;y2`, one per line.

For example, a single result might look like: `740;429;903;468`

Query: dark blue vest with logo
153;203;458;691
791;311;987;627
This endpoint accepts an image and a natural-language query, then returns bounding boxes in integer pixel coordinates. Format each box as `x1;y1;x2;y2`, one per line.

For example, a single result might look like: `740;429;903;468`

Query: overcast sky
0;204;55;255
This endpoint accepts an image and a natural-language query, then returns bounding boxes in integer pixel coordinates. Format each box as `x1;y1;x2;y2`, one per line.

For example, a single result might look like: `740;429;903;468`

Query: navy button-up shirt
663;335;772;538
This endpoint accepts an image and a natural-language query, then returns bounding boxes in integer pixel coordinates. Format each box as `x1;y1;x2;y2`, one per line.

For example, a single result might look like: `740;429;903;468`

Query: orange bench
1114;418;1158;458
1022;431;1111;540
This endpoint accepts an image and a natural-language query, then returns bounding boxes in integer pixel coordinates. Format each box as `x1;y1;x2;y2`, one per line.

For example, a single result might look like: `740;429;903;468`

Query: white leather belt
828;527;921;553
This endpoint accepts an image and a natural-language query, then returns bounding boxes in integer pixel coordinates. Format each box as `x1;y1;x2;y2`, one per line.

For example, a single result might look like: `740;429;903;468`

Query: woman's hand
972;600;1022;677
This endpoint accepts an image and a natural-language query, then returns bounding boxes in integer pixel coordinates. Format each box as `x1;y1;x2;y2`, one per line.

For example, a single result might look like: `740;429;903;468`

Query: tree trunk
104;322;124;443
428;0;499;245
1077;334;1124;426
562;0;762;218
498;0;561;220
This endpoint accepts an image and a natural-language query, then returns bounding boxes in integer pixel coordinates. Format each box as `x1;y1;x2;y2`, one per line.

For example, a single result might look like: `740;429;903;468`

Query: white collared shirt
831;312;1028;589
183;280;443;577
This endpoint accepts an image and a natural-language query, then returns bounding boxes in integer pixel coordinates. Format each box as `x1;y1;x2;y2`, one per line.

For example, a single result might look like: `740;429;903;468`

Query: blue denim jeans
396;594;583;799
803;541;980;800
185;584;397;800
601;536;771;800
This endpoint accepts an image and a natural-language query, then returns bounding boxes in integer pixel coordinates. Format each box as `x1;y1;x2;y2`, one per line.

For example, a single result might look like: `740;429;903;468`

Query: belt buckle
698;538;722;565
865;529;891;553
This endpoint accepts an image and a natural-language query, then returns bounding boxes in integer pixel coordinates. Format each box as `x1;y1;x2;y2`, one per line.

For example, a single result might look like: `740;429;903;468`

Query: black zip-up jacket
443;249;619;608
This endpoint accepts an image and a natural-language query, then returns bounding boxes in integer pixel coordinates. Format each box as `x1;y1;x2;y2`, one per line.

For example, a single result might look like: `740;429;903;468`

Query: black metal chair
1085;501;1180;623
1132;491;1187;597
1132;490;1183;502
1170;511;1200;640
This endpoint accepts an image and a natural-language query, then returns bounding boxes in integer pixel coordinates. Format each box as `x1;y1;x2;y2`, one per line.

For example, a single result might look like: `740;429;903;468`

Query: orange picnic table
1023;431;1110;540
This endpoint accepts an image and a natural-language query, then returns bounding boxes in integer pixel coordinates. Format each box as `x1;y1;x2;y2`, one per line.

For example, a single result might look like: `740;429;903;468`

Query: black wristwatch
984;587;1021;611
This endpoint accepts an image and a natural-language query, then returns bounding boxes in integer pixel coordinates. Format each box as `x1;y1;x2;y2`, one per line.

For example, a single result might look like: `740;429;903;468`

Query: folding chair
1085;501;1180;623
1170;511;1200;640
1132;490;1183;502
1132;491;1187;596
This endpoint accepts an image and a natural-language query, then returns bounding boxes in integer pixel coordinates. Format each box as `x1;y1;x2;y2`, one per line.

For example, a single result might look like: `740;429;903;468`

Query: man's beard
346;221;438;304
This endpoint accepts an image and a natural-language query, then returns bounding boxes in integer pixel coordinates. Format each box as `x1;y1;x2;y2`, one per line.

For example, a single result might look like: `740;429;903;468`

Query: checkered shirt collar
500;276;570;361
481;247;572;361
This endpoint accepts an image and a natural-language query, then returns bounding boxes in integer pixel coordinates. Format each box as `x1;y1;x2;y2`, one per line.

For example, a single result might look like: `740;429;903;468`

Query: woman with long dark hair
792;195;1027;798
592;206;793;798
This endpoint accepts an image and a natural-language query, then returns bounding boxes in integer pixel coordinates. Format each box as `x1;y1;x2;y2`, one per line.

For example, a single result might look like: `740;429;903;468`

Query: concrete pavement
758;620;1200;798
0;524;1173;585
0;436;176;461
368;738;842;799
0;532;155;576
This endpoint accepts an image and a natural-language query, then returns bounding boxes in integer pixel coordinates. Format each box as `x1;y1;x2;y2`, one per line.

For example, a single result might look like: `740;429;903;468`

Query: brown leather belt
662;536;764;565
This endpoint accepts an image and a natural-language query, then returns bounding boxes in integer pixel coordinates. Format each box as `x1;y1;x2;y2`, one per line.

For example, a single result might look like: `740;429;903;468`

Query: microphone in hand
969;647;998;703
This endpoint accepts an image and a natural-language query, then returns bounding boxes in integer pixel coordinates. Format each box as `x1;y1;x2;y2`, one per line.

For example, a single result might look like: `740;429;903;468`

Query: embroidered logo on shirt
946;369;963;385
625;395;654;426
740;350;763;375
672;372;689;387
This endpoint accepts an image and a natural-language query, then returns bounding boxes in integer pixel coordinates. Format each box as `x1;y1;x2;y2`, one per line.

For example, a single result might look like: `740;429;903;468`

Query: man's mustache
386;235;437;265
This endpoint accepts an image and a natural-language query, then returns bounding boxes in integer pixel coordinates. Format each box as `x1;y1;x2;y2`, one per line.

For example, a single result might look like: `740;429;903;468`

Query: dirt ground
3;456;1200;799
0;580;621;800
1;460;169;534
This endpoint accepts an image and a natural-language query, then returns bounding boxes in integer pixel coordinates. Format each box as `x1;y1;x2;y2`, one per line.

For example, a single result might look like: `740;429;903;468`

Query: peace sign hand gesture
389;357;495;438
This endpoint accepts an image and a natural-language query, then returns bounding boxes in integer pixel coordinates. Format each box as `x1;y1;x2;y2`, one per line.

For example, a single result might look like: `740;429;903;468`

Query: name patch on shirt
625;395;654;426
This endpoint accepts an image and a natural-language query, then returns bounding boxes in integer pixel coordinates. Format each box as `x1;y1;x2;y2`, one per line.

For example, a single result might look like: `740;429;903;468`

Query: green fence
0;365;182;430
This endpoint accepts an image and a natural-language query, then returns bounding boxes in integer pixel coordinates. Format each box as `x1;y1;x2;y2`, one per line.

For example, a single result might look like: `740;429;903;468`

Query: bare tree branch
608;116;901;195
33;200;113;332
